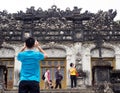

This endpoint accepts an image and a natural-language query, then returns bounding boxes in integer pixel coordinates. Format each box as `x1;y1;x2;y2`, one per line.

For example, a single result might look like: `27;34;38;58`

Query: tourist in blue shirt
17;37;48;93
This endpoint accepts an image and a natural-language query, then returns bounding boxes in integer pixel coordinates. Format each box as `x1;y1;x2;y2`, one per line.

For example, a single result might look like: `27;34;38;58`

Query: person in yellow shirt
69;63;77;88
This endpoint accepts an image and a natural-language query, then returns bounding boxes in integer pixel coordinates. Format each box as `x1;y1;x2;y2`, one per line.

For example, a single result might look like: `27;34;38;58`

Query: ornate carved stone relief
45;48;66;58
91;48;115;57
0;47;15;57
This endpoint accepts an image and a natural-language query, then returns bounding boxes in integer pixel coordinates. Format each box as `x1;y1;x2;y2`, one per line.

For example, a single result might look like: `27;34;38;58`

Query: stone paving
3;87;95;93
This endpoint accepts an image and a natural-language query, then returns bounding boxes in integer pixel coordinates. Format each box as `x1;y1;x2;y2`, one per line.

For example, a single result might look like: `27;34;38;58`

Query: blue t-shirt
17;50;44;82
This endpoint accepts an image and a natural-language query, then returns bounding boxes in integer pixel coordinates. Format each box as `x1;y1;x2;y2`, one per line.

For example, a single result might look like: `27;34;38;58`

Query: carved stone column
84;54;91;85
115;54;120;69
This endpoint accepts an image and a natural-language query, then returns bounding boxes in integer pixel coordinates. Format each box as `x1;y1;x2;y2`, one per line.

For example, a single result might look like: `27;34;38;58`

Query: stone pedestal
77;77;86;89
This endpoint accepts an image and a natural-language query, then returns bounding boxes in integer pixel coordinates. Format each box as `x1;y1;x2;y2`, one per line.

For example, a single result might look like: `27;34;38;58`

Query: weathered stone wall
1;42;120;89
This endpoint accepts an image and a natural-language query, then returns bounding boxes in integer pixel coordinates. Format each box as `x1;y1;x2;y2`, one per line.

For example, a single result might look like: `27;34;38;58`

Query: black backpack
42;73;45;80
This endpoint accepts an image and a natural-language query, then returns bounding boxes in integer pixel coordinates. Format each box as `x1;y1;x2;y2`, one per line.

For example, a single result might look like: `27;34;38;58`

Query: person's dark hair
70;63;73;67
25;37;35;48
46;69;49;71
56;65;60;68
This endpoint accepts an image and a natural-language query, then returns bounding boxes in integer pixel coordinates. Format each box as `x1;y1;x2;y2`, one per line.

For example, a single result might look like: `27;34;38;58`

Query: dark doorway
91;58;115;85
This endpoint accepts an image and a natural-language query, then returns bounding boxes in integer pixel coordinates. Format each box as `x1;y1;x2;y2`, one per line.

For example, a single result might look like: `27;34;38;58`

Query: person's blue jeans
18;80;40;93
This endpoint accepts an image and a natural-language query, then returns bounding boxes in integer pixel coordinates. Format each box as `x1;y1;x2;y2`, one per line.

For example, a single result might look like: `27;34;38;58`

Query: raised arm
35;41;48;58
20;43;26;52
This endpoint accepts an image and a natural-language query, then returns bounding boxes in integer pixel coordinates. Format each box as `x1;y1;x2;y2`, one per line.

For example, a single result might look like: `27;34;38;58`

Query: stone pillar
84;54;92;86
115;54;120;69
13;46;21;89
66;46;76;88
14;55;21;88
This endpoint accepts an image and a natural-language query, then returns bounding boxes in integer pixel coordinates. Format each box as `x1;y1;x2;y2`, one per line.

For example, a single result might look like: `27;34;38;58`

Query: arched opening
0;47;15;89
91;47;115;85
40;47;67;89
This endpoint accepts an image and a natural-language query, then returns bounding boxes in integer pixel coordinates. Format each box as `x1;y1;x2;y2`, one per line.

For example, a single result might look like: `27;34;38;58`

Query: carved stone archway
0;47;15;58
0;47;15;89
43;43;66;58
91;47;115;85
91;47;115;58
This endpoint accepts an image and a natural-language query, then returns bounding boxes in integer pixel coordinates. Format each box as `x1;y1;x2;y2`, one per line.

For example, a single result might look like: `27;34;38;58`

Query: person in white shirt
44;69;50;89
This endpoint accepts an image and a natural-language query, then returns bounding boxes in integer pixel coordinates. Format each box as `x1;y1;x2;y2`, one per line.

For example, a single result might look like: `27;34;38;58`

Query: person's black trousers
19;80;40;93
55;79;62;89
70;75;77;88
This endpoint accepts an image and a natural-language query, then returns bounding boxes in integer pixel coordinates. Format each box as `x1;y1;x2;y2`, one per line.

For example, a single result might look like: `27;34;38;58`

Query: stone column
13;46;21;89
66;46;76;88
115;54;120;69
84;54;92;86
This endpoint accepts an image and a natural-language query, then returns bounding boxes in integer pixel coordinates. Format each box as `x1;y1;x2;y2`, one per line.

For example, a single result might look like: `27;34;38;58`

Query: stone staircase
40;88;95;93
3;87;95;93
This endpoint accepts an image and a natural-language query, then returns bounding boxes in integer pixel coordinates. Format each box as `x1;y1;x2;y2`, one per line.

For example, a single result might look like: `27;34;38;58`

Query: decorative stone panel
91;48;115;57
0;48;15;58
45;48;66;58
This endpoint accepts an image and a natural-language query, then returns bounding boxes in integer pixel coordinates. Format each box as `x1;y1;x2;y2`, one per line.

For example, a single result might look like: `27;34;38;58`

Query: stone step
3;88;95;93
40;89;95;93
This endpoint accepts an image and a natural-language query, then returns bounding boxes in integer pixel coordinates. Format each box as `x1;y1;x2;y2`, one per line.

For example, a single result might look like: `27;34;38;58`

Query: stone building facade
0;5;120;89
1;40;120;88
